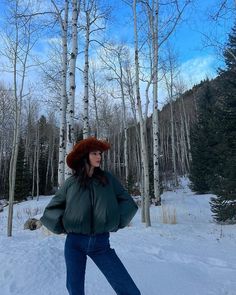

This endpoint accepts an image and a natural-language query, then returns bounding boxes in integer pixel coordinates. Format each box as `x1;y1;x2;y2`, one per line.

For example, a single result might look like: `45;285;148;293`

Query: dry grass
161;205;177;224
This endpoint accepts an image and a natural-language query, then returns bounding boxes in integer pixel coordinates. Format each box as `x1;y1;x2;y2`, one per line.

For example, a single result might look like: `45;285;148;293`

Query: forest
0;0;235;238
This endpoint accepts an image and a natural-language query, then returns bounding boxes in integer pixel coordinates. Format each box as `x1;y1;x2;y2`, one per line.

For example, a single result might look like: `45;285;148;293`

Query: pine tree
210;23;236;223
189;81;218;193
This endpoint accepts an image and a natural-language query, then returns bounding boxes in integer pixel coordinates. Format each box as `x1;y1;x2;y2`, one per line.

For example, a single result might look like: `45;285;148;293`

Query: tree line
0;0;235;236
189;22;236;223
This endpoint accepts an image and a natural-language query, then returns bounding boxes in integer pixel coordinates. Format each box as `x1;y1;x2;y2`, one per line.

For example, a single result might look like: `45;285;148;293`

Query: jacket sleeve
109;173;138;228
40;183;67;234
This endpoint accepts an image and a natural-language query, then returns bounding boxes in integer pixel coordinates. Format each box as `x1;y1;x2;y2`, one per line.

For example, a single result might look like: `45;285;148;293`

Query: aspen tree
133;0;151;226
45;113;56;191
143;0;190;204
180;94;192;163
89;61;106;138
3;0;37;236
51;0;69;186
100;44;130;184
0;87;13;198
83;6;90;138
65;0;80;179
81;0;110;138
36;122;40;200
162;46;180;187
124;62;142;183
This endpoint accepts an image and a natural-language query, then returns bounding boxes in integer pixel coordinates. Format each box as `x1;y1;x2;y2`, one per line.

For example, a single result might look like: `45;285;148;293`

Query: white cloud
179;55;217;87
156;55;219;110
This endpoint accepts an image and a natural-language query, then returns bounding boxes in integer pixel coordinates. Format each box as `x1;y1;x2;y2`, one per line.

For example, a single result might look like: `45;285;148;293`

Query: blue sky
0;0;234;107
96;0;235;105
0;0;233;64
106;0;234;72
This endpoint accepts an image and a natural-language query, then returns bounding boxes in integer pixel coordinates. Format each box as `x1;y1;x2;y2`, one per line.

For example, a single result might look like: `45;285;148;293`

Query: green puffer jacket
40;171;138;235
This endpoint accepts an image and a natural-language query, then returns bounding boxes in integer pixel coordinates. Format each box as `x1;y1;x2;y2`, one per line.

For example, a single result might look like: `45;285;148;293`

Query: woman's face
88;150;102;168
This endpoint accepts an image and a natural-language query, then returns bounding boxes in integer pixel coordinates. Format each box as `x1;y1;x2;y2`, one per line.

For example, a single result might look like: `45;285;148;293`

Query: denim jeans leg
64;234;87;295
89;241;141;295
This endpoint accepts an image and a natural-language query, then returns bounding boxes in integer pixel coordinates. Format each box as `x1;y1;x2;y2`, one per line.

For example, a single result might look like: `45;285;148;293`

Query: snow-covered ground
0;178;236;295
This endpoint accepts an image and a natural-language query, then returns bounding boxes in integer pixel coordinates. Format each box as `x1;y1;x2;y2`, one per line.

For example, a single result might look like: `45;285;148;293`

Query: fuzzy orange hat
66;137;111;170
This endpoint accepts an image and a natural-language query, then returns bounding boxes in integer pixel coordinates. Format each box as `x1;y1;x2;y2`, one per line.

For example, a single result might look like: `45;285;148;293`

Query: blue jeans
64;232;141;295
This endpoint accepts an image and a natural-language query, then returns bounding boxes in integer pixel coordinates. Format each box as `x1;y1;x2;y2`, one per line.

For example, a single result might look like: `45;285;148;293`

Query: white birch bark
100;45;129;183
181;96;192;162
45;141;51;191
50;125;55;187
92;75;99;137
89;63;100;138
180;114;188;174
124;65;142;183
51;0;69;187
151;0;161;205
133;0;151;226
83;10;90;139
7;4;32;236
170;98;178;186
65;0;80;178
45;113;56;191
175;122;182;174
144;0;160;205
82;0;110;139
118;54;129;185
163;66;178;187
144;0;190;202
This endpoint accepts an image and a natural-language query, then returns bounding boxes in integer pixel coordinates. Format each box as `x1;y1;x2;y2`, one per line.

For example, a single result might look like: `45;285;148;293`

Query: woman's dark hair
73;153;108;188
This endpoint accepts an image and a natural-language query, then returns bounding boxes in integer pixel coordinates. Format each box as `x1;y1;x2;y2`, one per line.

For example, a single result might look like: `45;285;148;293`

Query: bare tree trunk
124;66;142;184
45;146;51;192
175;121;182;174
118;55;129;185
52;0;69;187
82;0;109;138
7;6;32;236
92;75;100;138
163;60;178;187
140;166;145;223
180;116;187;174
112;132;116;172
170;100;178;186
89;64;100;138
133;0;151;226
66;0;80;178
50;131;55;187
143;0;191;200
24;99;31;164
100;44;129;182
181;96;192;163
117;131;121;177
31;142;36;198
151;0;161;205
8;110;20;236
45;121;55;193
48;113;56;189
83;11;90;139
36;123;40;201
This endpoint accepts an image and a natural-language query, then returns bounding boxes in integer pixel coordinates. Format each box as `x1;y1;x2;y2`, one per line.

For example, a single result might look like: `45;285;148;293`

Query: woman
40;137;141;295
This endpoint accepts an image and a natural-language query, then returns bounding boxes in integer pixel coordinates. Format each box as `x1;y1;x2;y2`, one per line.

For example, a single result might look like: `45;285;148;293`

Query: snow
1;178;236;295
